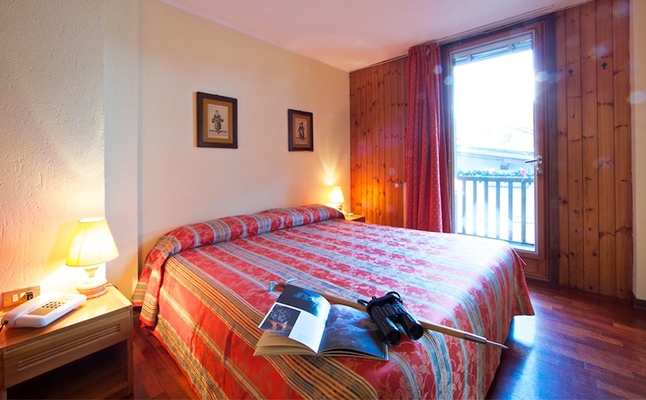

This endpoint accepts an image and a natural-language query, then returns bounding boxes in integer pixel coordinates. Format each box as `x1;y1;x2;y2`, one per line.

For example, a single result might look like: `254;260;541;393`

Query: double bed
133;205;533;399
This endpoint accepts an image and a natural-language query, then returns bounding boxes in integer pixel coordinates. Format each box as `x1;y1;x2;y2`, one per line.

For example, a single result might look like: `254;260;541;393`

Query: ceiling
160;0;585;72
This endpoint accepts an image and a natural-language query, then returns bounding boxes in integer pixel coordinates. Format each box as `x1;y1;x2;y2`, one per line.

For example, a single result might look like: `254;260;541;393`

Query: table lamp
328;186;345;212
65;217;119;298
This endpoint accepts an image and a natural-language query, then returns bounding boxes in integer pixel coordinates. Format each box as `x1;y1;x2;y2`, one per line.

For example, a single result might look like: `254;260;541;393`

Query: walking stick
268;280;508;350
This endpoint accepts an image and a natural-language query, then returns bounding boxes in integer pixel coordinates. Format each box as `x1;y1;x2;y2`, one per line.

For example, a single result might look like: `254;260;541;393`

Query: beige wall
0;0;106;294
631;0;646;301
138;0;350;257
0;0;350;298
104;0;140;297
3;0;636;301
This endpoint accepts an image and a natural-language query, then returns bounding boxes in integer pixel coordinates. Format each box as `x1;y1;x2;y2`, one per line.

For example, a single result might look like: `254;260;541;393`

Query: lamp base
76;277;108;299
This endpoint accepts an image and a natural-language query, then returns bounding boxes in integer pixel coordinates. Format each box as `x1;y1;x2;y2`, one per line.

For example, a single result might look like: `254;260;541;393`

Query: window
449;32;539;251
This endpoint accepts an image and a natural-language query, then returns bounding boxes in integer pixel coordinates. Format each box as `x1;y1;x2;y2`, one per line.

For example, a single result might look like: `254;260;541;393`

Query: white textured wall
632;0;646;301
0;0;105;294
138;0;350;256
0;0;350;298
104;0;140;297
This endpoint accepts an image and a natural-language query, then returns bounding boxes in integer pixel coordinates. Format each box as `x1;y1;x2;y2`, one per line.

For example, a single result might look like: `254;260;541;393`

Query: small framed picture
197;92;238;148
288;109;313;151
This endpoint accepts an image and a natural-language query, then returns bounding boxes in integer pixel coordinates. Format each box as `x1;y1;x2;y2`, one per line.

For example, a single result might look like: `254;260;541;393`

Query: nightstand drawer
3;307;130;388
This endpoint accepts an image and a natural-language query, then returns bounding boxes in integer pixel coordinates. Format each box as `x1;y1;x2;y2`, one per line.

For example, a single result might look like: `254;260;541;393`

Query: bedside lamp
65;217;119;298
327;186;346;212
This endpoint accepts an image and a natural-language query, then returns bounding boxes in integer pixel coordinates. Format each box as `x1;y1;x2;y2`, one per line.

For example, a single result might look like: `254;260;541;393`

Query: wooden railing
456;175;535;247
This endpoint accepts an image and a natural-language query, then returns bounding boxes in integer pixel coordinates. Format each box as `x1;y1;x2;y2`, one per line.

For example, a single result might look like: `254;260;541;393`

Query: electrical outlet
2;285;41;309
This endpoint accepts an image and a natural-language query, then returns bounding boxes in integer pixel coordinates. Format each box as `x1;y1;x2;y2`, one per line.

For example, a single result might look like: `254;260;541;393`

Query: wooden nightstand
0;286;133;399
345;214;366;223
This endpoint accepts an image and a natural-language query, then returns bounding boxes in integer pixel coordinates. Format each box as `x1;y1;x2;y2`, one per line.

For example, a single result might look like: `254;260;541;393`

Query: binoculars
359;291;424;346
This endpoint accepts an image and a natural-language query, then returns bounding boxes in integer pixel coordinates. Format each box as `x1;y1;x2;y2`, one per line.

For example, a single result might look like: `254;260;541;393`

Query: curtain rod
433;5;554;46
432;0;592;45
353;0;590;72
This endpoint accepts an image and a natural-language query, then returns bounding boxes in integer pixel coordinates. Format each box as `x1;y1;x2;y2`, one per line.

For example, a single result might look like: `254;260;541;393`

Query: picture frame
288;109;313;151
197;92;238;148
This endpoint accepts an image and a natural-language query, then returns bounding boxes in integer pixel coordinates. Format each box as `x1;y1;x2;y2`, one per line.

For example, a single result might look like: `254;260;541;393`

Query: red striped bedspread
133;205;533;399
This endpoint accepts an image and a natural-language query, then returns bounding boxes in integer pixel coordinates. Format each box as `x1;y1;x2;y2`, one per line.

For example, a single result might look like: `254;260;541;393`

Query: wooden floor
128;281;646;399
487;281;646;399
127;314;196;399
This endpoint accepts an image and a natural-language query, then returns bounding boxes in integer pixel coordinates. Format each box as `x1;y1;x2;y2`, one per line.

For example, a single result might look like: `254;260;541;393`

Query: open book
254;284;387;360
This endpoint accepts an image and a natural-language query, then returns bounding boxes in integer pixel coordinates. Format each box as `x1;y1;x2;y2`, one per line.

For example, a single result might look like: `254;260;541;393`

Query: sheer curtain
405;43;451;232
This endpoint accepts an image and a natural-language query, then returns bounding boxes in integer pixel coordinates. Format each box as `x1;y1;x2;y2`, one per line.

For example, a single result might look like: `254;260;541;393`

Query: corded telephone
1;292;86;329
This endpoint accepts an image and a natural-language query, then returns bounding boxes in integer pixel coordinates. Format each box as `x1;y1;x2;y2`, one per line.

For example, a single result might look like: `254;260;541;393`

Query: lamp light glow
328;186;345;204
66;217;118;298
327;186;345;212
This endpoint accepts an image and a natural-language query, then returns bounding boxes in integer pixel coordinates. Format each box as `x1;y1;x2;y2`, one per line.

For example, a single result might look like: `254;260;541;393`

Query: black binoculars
359;291;424;346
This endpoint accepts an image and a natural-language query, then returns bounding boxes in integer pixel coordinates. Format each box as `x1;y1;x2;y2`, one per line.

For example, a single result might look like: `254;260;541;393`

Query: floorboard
129;280;646;399
487;281;646;399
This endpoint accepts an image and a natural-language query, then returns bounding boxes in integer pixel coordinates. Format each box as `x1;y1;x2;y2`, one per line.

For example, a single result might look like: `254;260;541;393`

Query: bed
132;205;533;399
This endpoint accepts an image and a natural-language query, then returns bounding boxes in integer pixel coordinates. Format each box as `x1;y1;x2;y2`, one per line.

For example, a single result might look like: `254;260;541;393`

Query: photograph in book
255;285;388;361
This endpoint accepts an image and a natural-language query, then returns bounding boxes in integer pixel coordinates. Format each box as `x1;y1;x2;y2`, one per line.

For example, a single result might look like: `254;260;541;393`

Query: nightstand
345;214;366;223
0;286;133;399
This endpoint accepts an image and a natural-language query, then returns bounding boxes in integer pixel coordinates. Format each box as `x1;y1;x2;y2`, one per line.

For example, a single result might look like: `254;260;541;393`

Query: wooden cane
271;281;508;350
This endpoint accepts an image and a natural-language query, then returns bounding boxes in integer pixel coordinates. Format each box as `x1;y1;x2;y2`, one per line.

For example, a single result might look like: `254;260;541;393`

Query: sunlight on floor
511;315;536;346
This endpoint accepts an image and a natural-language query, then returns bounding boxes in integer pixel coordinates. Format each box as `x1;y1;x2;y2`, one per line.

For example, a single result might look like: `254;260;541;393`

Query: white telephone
1;292;86;328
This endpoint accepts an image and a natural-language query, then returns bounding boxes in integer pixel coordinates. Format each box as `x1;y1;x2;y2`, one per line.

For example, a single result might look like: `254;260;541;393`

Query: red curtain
405;43;451;232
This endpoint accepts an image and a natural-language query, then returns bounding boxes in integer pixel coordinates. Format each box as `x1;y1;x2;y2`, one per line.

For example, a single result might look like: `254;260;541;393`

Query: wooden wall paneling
595;0;617;297
389;62;399;227
552;0;631;298
363;68;372;220
359;69;369;217
556;11;570;287
346;74;360;212
354;69;363;216
347;1;633;298
397;60;407;228
374;64;382;225
349;58;408;227
368;67;376;222
612;0;632;299
365;69;372;220
580;1;600;293
565;6;584;290
377;63;386;225
351;71;361;215
384;62;393;226
366;67;374;221
546;14;561;284
370;67;379;223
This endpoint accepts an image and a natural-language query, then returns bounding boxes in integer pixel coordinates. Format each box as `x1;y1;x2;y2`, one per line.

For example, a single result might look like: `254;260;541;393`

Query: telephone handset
1;292;86;329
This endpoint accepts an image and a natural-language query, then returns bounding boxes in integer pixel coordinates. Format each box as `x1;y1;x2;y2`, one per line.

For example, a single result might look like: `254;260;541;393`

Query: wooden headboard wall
348;0;632;298
350;57;408;228
555;0;632;299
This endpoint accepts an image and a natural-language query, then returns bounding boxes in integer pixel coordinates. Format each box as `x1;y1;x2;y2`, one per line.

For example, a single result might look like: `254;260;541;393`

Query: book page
258;285;331;352
320;305;387;360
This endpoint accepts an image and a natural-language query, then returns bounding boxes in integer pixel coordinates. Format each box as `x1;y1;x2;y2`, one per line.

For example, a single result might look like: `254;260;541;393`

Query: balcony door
446;22;550;280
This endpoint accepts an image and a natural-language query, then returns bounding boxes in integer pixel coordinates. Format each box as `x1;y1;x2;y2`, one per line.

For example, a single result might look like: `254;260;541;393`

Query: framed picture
288;109;313;151
197;92;238;148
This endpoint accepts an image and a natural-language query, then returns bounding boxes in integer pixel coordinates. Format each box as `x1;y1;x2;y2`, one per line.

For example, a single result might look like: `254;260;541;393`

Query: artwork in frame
197;92;238;148
288;109;313;151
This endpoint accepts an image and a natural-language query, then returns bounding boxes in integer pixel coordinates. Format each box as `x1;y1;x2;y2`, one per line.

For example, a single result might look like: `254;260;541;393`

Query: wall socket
2;286;41;309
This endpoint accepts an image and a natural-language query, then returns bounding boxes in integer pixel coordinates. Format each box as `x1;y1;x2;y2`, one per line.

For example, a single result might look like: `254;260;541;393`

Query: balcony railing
455;174;535;249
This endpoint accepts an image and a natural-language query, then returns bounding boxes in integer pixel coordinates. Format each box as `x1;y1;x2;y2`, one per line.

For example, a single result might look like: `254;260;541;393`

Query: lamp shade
66;218;119;267
328;186;345;204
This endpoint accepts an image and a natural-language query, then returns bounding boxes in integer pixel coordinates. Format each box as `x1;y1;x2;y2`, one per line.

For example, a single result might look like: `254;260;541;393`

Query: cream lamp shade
66;217;118;298
328;186;345;204
327;186;345;212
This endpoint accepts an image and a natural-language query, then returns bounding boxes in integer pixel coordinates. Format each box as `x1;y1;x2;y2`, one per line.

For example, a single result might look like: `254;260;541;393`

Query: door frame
441;16;557;282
